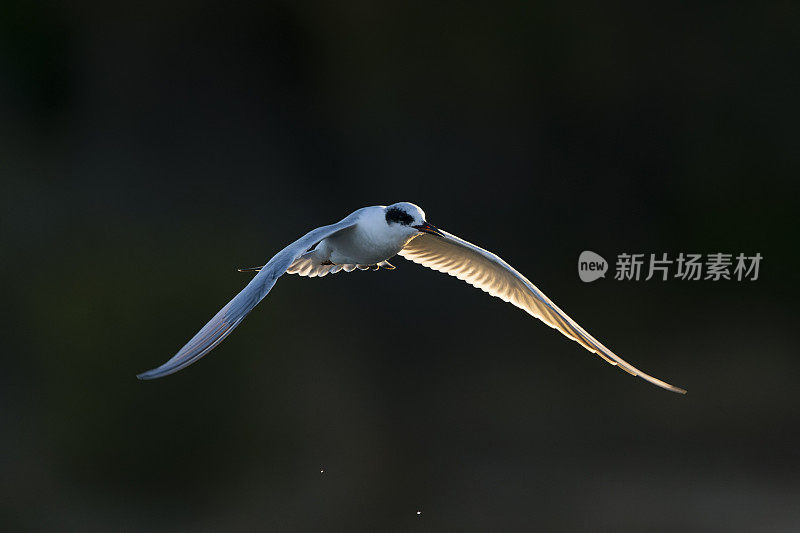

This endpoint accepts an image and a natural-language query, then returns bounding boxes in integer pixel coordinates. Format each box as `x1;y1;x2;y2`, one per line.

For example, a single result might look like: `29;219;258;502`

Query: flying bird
137;202;685;393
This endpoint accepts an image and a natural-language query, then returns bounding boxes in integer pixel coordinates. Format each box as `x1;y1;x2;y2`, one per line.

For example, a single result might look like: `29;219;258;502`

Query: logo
577;251;762;282
578;251;608;282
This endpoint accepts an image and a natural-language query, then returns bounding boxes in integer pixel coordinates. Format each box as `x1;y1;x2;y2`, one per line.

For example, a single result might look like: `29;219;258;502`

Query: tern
137;202;685;393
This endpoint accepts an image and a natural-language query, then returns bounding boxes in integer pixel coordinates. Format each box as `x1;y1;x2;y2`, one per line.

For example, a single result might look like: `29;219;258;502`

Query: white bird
137;202;685;394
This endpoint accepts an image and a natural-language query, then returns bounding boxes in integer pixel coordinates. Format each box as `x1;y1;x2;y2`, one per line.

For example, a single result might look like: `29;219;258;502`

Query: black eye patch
385;206;414;225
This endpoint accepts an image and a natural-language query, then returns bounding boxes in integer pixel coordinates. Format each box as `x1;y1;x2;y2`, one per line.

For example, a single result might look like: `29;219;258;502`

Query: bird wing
136;212;364;380
398;231;686;393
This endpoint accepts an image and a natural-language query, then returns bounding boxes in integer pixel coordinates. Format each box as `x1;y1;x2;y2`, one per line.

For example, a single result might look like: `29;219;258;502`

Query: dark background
2;1;798;531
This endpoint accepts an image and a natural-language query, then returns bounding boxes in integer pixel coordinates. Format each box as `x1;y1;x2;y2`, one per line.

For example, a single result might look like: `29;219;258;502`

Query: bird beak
413;221;445;237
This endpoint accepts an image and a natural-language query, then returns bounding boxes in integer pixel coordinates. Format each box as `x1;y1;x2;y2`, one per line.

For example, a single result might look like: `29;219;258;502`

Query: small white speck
320;469;324;473
416;511;421;516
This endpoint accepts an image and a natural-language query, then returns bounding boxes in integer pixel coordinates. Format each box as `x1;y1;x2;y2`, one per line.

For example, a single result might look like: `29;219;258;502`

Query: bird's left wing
136;212;363;380
398;231;686;393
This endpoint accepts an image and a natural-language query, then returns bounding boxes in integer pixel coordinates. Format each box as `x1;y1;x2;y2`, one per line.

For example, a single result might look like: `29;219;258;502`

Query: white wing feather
136;211;364;379
398;231;686;394
287;257;386;277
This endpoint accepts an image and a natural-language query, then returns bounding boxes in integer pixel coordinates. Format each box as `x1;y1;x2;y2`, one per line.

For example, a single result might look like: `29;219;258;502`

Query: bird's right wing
399;231;686;393
136;211;364;380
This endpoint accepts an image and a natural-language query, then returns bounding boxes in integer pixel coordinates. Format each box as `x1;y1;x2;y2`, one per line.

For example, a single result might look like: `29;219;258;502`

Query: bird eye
385;207;414;225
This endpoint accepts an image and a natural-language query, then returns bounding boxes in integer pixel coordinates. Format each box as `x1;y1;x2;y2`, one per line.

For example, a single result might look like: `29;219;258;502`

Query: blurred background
2;1;798;531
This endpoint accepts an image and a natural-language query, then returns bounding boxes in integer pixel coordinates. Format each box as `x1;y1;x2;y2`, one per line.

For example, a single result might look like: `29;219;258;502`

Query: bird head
384;202;444;238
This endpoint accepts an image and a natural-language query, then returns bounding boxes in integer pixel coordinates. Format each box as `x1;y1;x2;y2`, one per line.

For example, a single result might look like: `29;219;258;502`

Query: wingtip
636;371;687;394
658;380;687;394
650;378;687;395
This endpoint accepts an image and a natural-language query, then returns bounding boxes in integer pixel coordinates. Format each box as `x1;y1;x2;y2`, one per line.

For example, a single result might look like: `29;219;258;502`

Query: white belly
324;228;407;265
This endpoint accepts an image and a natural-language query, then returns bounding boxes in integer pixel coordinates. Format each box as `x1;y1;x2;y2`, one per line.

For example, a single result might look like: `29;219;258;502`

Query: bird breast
327;224;410;265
